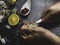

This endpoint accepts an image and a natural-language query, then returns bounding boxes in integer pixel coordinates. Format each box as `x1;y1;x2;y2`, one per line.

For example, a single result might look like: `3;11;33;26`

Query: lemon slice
8;14;19;26
11;0;16;4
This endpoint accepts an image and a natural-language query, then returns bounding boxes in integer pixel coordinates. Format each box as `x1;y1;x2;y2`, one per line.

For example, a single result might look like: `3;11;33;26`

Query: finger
21;25;28;30
21;31;42;40
21;34;34;40
20;23;38;31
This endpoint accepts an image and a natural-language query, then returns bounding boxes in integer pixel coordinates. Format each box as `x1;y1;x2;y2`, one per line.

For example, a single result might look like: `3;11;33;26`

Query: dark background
0;0;60;45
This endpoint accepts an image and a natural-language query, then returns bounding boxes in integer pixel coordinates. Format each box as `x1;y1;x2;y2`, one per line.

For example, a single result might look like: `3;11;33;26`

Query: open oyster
0;1;9;23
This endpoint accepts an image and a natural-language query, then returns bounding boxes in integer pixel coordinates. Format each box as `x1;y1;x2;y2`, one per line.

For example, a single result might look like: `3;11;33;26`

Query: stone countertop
17;0;60;36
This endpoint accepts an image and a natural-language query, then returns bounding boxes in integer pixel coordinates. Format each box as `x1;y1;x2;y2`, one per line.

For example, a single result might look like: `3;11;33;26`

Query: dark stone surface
17;0;60;36
0;0;60;45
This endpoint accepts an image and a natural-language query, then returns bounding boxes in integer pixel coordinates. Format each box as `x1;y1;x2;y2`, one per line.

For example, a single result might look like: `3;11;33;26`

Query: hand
20;22;46;40
41;2;60;24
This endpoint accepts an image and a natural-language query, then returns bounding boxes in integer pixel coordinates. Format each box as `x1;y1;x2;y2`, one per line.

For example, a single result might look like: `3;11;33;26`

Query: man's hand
20;22;60;45
20;22;45;40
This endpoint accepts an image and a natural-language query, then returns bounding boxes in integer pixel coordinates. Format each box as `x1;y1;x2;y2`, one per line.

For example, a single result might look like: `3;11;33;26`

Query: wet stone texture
17;0;60;36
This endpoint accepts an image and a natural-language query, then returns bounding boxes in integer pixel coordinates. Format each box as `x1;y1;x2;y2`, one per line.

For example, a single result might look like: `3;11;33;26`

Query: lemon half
8;14;19;26
11;0;16;4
